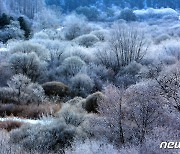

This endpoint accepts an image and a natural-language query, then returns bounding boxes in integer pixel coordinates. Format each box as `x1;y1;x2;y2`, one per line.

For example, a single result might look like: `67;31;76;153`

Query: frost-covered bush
91;29;108;41
10;103;91;153
121;62;142;76
10;41;50;60
115;74;139;87
0;130;27;154
33;31;49;40
163;40;180;60
42;81;69;97
9;52;46;82
87;64;111;91
63;45;93;64
60;56;86;77
10;121;74;152
115;62;142;87
154;33;171;44
70;74;94;97
65;140;119;154
43;28;64;40
75;34;99;48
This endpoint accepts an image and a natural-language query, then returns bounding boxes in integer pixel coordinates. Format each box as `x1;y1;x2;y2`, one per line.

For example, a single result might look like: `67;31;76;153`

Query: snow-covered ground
57;26;64;31
134;8;179;16
0;48;8;52
0;117;51;125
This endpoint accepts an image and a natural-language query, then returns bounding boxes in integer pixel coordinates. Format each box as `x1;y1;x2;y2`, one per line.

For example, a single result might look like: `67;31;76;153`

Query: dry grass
0;103;61;119
0;121;22;132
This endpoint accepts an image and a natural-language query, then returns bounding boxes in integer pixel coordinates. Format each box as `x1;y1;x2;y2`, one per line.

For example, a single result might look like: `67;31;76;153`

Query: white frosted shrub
63;46;93;64
91;29;109;41
33;31;49;40
70;74;94;97
10;41;50;60
75;34;99;48
10;102;92;153
0;130;27;154
65;140;119;154
9;52;46;82
60;56;86;77
163;40;180;60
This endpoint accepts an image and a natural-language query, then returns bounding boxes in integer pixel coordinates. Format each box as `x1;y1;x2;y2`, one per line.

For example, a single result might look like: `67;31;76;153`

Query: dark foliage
18;17;31;39
0;13;11;29
42;81;69;97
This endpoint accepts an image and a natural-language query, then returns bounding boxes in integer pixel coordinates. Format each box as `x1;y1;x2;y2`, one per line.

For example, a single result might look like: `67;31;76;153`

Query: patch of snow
57;26;64;31
0;48;8;52
0;117;52;125
134;8;179;17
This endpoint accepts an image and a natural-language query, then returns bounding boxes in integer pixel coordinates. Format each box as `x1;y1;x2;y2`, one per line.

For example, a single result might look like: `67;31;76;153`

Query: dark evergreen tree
76;6;100;21
119;9;137;22
0;13;11;29
18;16;31;39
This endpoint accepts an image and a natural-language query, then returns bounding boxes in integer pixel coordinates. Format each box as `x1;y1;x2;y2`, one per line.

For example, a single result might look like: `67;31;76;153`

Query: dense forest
45;0;180;10
0;0;180;154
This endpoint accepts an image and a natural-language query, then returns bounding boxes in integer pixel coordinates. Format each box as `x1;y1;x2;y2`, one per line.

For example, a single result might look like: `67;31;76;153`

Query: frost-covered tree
2;0;45;18
44;41;67;67
125;81;162;143
0;74;45;104
9;52;46;82
63;14;92;40
155;63;180;111
90;85;125;145
33;9;60;32
0;20;24;43
97;24;148;73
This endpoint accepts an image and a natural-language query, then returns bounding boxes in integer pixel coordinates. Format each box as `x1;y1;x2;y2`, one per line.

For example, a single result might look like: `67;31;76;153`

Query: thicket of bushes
0;4;179;154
